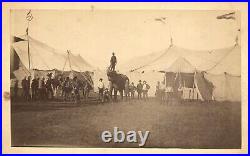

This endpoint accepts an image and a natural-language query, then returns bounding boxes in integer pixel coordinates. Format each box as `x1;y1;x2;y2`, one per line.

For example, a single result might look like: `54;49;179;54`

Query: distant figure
110;52;117;71
38;77;43;100
21;77;27;100
155;81;160;99
129;82;136;99
124;79;130;100
137;80;143;100
72;76;80;103
13;80;18;100
142;81;150;100
103;88;110;102
27;76;31;101
52;77;60;98
83;81;91;101
63;77;71;101
98;78;105;102
46;73;54;100
31;77;38;100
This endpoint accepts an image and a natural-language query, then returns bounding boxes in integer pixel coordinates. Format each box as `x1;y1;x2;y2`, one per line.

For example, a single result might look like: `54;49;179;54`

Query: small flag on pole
216;12;235;20
26;10;33;21
154;17;167;24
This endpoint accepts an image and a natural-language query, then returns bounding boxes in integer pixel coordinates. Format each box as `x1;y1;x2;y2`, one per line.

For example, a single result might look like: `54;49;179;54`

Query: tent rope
67;52;94;88
130;45;173;72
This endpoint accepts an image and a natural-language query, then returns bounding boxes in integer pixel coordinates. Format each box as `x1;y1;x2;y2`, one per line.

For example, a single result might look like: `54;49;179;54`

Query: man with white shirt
98;78;105;102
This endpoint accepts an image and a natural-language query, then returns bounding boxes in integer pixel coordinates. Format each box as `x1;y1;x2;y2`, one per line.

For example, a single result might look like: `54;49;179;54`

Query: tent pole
27;22;31;71
67;50;72;72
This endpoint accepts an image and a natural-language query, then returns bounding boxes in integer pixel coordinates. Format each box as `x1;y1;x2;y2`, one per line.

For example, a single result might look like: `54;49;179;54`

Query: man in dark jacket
137;80;143;100
110;52;117;71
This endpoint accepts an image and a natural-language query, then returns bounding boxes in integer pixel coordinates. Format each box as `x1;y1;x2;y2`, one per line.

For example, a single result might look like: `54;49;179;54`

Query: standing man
129;82;136;99
46;73;54;100
137;80;143;100
31;77;37;101
27;76;31;101
142;81;150;100
98;78;105;102
110;52;117;71
72;76;80;103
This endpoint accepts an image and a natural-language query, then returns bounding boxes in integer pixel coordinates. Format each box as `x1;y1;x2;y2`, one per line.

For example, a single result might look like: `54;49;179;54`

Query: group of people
126;80;151;100
12;73;92;103
97;78;151;103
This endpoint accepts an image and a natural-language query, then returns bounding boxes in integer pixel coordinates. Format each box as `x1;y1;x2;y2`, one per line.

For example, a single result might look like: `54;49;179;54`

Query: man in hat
110;52;117;71
137;80;143;100
98;78;105;102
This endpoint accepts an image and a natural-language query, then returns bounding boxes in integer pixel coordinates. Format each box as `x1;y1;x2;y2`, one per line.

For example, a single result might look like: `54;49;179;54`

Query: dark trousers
110;64;116;71
99;88;104;102
32;88;36;100
47;88;53;100
138;91;142;99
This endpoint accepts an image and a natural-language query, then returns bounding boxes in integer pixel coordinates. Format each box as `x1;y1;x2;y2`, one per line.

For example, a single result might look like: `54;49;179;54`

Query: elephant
107;70;129;101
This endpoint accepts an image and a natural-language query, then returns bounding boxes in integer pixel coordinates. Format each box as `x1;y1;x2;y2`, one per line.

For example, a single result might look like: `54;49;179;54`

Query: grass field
11;98;241;148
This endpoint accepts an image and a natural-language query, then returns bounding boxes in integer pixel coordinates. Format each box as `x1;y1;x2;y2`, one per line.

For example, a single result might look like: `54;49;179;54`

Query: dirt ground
11;98;241;148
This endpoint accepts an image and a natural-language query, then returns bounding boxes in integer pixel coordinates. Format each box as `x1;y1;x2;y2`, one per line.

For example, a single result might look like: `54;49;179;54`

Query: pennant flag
154;17;167;24
216;12;235;20
26;10;33;21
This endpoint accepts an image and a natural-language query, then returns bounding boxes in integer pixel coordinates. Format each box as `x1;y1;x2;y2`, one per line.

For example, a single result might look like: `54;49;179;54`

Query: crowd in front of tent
11;72;92;103
97;78;151;102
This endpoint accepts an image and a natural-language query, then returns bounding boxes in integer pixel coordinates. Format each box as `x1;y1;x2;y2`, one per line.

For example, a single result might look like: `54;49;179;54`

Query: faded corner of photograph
9;8;242;149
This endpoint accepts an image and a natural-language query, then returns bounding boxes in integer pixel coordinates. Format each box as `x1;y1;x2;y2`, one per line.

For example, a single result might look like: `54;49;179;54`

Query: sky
10;9;240;69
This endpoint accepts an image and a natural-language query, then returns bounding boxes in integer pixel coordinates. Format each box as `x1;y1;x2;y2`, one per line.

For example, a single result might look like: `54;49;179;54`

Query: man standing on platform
110;52;117;71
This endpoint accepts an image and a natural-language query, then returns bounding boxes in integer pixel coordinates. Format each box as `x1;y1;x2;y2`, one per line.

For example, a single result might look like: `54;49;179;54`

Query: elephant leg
120;90;123;100
109;88;113;100
114;89;118;101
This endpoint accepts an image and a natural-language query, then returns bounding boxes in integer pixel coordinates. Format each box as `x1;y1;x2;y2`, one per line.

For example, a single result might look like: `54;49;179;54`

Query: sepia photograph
2;2;248;154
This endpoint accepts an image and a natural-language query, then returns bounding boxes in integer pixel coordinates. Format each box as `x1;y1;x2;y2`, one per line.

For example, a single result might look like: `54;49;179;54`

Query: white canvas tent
10;35;94;88
128;43;241;101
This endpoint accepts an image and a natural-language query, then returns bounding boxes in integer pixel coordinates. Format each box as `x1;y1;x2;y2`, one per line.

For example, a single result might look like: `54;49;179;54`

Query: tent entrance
165;72;214;101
